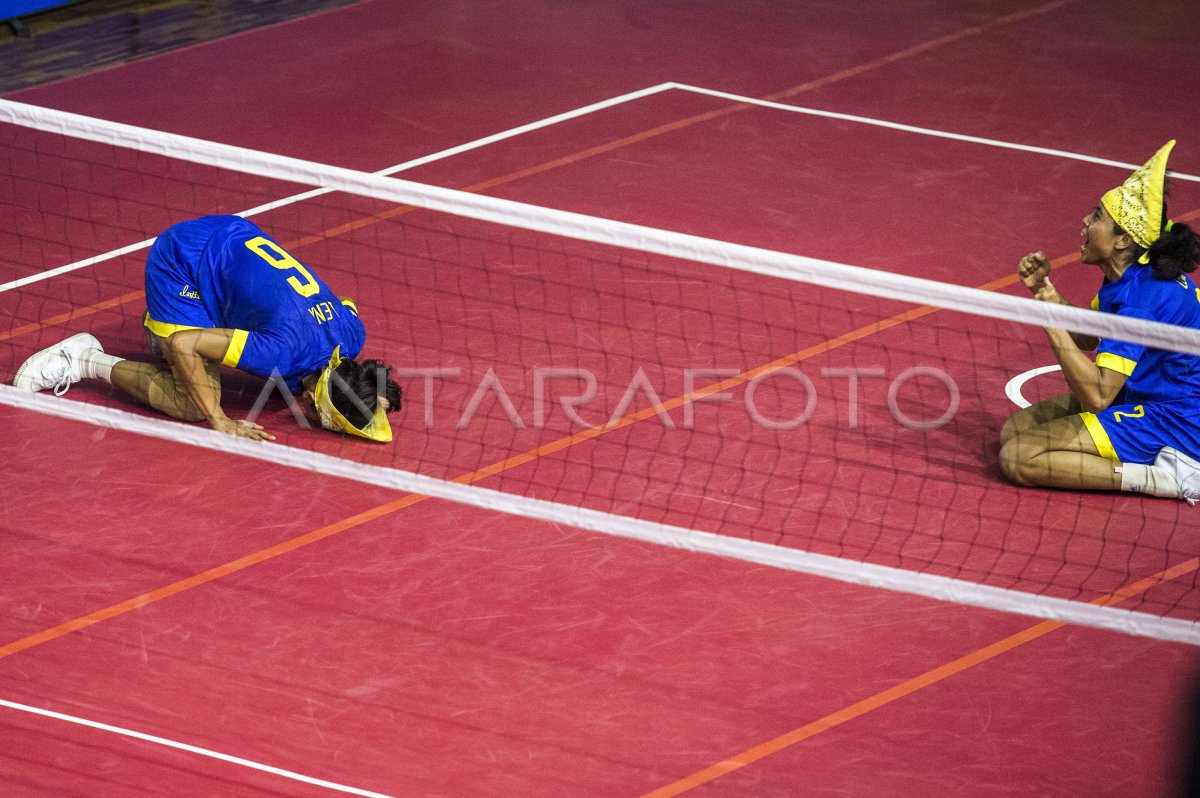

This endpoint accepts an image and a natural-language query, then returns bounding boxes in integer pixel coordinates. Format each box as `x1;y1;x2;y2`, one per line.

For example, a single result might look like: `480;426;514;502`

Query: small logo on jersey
179;284;200;299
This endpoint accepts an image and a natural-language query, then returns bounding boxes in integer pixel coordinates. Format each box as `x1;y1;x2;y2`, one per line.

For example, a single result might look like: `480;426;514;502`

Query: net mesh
4;99;1200;642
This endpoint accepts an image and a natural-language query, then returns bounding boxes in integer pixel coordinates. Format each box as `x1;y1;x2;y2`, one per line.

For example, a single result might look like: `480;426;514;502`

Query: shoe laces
44;352;75;396
1183;488;1199;507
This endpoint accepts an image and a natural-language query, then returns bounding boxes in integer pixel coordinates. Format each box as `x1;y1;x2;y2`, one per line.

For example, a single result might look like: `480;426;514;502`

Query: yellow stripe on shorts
1080;412;1118;461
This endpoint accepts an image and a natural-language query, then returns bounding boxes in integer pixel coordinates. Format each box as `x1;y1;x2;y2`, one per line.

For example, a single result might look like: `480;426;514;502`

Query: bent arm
162;328;272;440
1043;327;1127;413
1035;287;1100;351
1037;289;1100;351
1018;251;1099;350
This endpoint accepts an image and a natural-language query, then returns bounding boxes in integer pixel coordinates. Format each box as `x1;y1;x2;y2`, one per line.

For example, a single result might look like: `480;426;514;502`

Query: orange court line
3;0;1078;344
0;0;1149;676
764;0;1079;103
640;556;1200;798
3;2;1189;789
453;304;943;483
980;204;1200;293
0;290;943;661
468;0;1080;195
2;0;1187;779
0;220;1155;663
0;290;145;343
0;494;426;660
14;195;1200;350
6;156;1198;658
3;1;1193;659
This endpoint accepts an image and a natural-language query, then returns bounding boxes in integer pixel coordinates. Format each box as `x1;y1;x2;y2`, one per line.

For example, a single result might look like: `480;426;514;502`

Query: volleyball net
4;98;1200;644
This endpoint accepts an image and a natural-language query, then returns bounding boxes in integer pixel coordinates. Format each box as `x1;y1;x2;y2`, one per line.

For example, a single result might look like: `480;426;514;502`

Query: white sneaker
12;333;103;396
1153;447;1200;506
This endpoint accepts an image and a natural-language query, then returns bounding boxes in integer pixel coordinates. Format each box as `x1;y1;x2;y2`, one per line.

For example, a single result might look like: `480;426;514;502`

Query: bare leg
999;393;1080;447
999;414;1122;491
111;359;221;423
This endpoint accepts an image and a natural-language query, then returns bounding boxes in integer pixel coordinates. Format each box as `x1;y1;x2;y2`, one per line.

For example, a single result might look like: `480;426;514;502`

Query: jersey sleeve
222;328;302;386
1095;304;1155;376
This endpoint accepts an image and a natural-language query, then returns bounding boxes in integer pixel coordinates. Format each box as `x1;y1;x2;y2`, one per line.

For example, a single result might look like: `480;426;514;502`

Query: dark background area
1;0;357;93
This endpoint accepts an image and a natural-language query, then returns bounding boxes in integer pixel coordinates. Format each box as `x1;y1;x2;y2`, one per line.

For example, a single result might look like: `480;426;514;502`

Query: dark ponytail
1144;220;1200;281
1121;186;1200;280
330;358;402;429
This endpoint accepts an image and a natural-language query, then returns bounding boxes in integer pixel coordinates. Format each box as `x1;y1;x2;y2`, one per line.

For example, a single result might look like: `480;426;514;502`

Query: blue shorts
143;219;221;337
1082;399;1200;464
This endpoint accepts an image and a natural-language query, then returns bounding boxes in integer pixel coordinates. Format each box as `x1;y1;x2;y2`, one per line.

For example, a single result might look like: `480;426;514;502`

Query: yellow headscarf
312;347;393;442
1100;140;1175;264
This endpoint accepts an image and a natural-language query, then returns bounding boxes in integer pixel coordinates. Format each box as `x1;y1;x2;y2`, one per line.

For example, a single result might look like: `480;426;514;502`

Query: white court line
667;82;1200;182
4;97;1199;358
1;238;163;296
0;83;675;295
0;697;396;798
1005;364;1063;408
2;386;1197;647
7;80;1198;298
2;100;1197;640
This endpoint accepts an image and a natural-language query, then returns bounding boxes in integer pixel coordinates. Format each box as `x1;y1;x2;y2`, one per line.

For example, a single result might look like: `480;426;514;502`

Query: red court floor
3;1;1200;795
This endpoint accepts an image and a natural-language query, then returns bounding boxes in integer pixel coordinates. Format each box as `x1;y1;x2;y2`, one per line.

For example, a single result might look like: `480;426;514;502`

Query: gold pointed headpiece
312;347;392;442
1101;140;1175;263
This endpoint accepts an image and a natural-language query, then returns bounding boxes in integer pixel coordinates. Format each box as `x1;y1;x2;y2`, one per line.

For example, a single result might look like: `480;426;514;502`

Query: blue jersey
1094;264;1200;405
143;216;365;391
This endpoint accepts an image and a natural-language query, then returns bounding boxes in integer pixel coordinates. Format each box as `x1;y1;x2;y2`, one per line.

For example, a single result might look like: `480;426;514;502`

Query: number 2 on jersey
1112;405;1144;423
245;236;320;297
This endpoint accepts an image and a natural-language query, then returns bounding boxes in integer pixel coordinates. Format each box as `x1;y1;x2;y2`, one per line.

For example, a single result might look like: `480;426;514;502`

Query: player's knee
171;385;209;423
999;413;1019;447
163;392;206;422
999;436;1034;486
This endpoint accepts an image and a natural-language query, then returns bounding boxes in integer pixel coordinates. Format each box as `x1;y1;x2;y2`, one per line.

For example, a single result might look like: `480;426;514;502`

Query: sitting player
1000;141;1200;502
